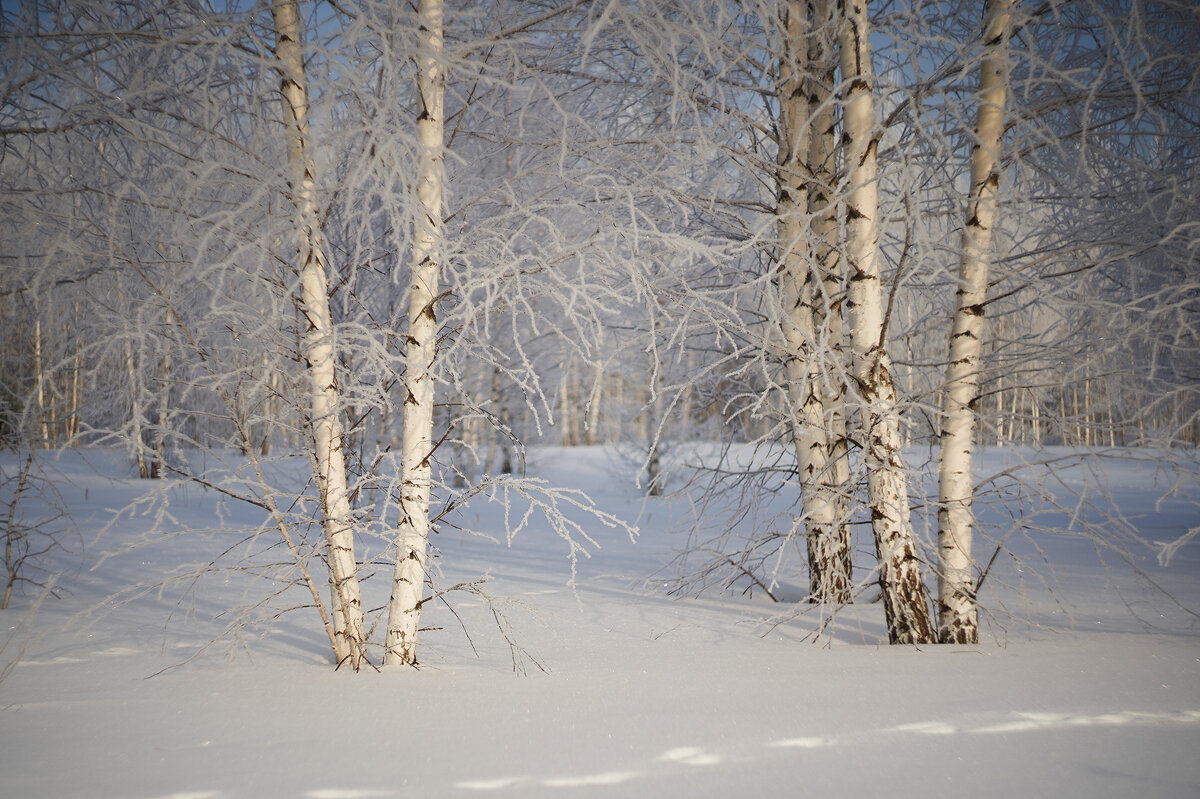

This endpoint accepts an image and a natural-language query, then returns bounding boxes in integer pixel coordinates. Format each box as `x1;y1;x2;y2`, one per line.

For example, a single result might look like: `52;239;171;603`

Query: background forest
1;0;1198;669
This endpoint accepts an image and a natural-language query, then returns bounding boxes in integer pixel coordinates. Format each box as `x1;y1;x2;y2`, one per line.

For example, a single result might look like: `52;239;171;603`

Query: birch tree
585;1;937;631
774;0;852;605
805;0;853;607
271;0;366;670
936;0;1014;645
384;0;445;667
837;0;935;644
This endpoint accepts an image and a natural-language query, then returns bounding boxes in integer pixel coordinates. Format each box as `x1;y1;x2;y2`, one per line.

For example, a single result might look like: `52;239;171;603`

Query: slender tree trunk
1016;387;1025;445
646;366;665;496
1032;390;1041;446
459;365;482;486
34;317;48;450
1108;396;1116;447
636;383;650;443
838;0;935;644
994;373;1004;447
271;0;366;670
385;0;445;666
679;349;696;439
569;357;584;446
585;355;603;446
643;315;667;495
124;330;149;478
560;356;575;446
68;300;80;444
1058;388;1067;444
775;0;852;605
613;373;625;443
1080;383;1089;443
262;350;274;456
151;350;170;479
1084;368;1094;446
486;363;511;473
774;0;815;575
808;0;853;602
1135;387;1145;444
936;0;1013;645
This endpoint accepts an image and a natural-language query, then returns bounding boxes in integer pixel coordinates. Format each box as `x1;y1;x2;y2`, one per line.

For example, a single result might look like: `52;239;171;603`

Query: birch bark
117;294;149;477
151;350;170;479
807;0;853;604
34;317;49;450
270;0;366;669
69;301;80;443
775;0;851;605
385;0;445;666
936;0;1014;645
837;0;935;643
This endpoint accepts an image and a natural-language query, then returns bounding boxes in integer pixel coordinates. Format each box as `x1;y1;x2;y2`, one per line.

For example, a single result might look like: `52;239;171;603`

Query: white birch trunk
838;0;935;643
936;0;1013;645
270;0;366;670
808;0;853;603
679;350;696;440
460;364;483;485
775;0;852;605
34;317;49;450
636;383;650;443
262;350;274;456
1032;392;1041;446
560;357;574;446
646;372;665;496
123;326;149;478
385;0;445;666
613;374;625;443
485;364;507;473
69;304;80;444
151;350;170;479
586;355;603;446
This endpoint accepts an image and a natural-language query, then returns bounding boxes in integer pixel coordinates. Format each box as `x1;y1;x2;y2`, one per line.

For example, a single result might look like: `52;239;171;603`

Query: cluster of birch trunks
4;0;1196;668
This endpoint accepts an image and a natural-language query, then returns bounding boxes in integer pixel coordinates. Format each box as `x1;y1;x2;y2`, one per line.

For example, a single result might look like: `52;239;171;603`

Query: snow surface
2;446;1198;798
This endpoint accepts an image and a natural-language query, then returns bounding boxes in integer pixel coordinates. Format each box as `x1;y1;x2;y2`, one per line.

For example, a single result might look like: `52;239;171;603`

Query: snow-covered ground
2;446;1198;798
